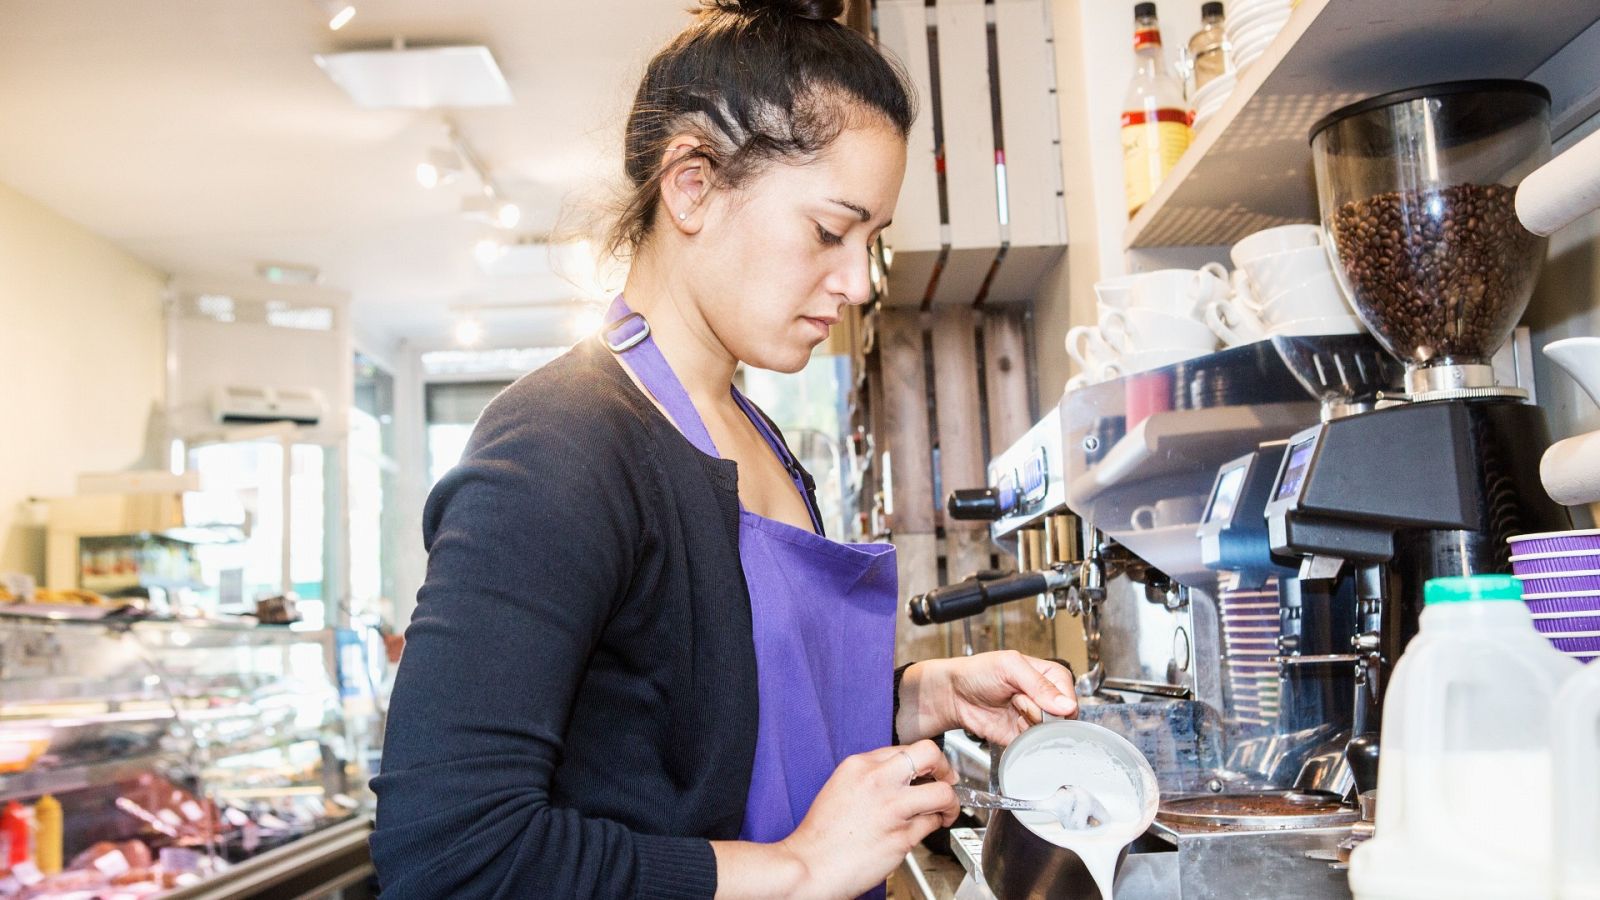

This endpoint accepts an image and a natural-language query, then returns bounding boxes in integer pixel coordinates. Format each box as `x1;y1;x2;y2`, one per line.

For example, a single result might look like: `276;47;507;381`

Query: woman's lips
803;316;835;339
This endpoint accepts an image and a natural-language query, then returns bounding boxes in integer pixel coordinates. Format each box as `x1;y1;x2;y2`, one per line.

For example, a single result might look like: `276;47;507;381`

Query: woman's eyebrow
829;198;872;222
829;198;891;229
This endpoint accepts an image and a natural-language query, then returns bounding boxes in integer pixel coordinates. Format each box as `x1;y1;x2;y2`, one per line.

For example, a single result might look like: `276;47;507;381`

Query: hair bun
715;0;845;22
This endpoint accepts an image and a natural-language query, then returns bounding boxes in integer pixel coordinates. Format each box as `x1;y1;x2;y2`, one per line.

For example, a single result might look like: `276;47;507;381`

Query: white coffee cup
1131;496;1208;530
1102;347;1205;378
1205;296;1268;346
1230;269;1261;311
1241;244;1335;302
1231;223;1323;268
1266;314;1365;337
1093;274;1142;313
1102;307;1217;354
1065;325;1117;373
1128;263;1230;318
1260;275;1354;324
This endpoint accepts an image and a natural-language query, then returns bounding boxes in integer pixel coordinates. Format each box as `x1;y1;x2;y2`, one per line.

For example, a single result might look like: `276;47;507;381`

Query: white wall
1035;0;1206;401
388;341;430;629
1527;114;1600;527
165;274;352;444
0;181;167;580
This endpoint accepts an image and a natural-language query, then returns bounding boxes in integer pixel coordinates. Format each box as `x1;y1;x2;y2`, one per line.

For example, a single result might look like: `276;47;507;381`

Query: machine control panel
1264;422;1399;568
1264;426;1327;559
982;409;1067;542
1274;435;1319;504
1021;447;1049;507
1205;461;1248;527
1200;442;1298;580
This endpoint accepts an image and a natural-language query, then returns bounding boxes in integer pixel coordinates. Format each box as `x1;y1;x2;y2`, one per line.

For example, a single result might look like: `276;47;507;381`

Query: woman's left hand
896;651;1078;747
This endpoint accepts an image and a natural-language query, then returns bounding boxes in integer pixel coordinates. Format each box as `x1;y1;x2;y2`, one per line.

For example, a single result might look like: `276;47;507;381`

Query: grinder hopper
1310;80;1551;399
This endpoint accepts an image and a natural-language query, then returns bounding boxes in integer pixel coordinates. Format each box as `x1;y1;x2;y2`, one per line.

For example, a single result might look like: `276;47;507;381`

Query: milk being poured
1002;734;1156;900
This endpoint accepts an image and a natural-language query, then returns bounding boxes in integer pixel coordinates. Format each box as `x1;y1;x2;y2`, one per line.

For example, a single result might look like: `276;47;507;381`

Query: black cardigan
371;339;761;899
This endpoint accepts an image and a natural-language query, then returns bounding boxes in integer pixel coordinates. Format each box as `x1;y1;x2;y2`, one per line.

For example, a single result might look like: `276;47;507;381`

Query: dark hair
606;0;916;258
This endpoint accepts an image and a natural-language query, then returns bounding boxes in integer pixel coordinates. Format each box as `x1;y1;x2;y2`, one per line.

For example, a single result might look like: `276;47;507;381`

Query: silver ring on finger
899;750;918;784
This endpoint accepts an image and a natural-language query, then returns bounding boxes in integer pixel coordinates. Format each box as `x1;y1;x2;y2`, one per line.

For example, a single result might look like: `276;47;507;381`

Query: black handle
947;489;1003;521
1345;732;1380;794
908;570;1052;625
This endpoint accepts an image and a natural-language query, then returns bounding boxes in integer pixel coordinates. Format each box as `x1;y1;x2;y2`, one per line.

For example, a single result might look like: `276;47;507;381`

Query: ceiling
0;0;690;350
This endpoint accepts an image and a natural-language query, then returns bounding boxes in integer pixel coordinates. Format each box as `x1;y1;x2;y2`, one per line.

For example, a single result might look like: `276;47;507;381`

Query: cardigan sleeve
369;393;716;900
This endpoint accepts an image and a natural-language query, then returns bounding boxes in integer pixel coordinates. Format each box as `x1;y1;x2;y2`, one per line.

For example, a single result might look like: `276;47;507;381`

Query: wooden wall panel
983;308;1035;454
894;532;950;666
945;527;999;655
930;306;987;530
877;308;934;534
867;305;1046;667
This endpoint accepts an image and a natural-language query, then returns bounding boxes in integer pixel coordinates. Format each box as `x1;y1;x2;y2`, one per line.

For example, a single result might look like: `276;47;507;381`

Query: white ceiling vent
314;44;513;109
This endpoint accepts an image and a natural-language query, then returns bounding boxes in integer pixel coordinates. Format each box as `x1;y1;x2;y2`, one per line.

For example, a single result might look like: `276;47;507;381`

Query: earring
678;212;688;221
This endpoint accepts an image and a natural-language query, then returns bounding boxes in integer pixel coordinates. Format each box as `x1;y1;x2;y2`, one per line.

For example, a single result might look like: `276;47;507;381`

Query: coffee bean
1330;183;1544;366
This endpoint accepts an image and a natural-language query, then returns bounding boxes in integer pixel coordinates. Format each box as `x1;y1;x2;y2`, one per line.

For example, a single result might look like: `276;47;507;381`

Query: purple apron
603;297;900;860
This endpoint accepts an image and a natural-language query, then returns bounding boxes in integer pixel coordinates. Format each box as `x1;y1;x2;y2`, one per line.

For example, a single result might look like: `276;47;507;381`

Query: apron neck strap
602;295;722;459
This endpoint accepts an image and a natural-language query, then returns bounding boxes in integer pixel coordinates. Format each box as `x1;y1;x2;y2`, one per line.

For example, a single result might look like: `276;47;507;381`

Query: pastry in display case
0;615;372;898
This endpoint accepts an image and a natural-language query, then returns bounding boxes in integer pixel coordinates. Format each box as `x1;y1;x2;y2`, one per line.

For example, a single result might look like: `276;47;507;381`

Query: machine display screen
1275;438;1318;501
1205;463;1247;526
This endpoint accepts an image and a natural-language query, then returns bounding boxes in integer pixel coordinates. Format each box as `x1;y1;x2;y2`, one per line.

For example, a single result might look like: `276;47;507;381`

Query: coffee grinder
1264;81;1573;785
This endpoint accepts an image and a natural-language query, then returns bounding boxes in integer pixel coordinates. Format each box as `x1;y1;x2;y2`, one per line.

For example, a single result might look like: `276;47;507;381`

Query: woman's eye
815;223;844;247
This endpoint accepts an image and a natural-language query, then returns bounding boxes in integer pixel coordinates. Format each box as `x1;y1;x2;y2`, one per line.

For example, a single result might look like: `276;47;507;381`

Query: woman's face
679;118;907;373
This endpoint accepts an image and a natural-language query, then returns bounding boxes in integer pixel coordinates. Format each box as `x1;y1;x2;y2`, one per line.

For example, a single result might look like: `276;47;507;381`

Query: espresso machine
921;339;1366;899
909;80;1578;900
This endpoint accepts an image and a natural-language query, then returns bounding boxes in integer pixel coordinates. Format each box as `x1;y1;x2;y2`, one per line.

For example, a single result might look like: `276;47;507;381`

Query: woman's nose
828;245;872;306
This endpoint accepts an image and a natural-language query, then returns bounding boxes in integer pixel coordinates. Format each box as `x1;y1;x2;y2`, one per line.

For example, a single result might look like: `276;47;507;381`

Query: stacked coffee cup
1066;265;1227;391
1205;224;1365;346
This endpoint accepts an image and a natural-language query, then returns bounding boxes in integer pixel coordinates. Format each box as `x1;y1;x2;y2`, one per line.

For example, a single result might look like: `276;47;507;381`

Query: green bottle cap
1424;574;1523;605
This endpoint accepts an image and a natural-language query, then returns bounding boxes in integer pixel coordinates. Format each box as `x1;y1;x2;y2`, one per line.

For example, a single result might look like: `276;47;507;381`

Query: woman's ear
658;134;710;235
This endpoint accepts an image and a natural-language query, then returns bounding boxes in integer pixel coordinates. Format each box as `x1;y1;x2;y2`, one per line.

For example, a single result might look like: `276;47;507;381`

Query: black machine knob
1346;732;1381;795
907;567;1071;625
947;489;1003;521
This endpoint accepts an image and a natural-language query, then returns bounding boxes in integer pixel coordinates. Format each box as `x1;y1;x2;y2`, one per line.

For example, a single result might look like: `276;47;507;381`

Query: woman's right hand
779;739;959;899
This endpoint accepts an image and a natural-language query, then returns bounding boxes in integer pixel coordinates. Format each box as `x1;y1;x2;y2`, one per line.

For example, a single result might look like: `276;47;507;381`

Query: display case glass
0;614;370;897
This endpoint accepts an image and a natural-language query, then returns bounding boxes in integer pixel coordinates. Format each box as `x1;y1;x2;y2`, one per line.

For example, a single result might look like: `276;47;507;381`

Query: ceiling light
256;261;322;286
454;319;484;347
473;238;507;269
312;0;356;31
328;4;355;30
314;44;514;109
416;147;463;189
495;201;521;230
461;195;521;230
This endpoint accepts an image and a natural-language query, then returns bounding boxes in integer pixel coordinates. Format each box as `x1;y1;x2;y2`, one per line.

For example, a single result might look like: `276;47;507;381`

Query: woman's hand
895;651;1077;747
714;739;957;900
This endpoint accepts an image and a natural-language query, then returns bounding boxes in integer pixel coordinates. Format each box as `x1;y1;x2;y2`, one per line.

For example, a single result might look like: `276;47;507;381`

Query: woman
370;1;1078;897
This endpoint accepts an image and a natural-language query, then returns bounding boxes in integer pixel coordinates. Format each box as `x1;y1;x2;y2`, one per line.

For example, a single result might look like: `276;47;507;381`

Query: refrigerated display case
0;614;371;898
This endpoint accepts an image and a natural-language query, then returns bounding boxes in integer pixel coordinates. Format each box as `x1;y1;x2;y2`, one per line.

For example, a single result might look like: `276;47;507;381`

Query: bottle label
1121;110;1191;216
1133;27;1162;51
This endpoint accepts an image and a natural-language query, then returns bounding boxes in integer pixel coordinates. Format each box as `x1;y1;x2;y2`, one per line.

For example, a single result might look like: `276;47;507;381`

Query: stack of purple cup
1509;528;1600;664
1218;581;1282;726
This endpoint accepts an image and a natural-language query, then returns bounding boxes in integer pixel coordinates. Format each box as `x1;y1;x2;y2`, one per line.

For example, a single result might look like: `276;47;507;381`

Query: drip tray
1157;791;1360;832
